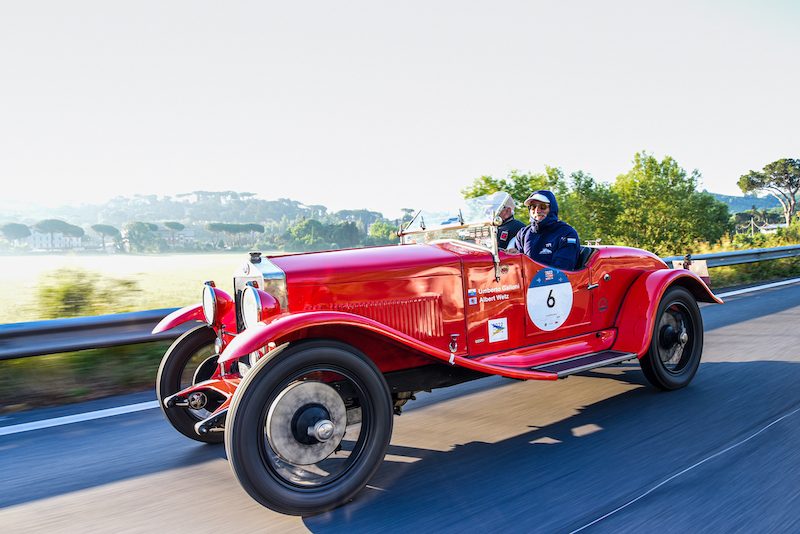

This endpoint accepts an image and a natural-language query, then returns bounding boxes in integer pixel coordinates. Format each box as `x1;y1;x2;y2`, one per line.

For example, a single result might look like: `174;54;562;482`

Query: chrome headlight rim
241;285;262;330
202;283;217;325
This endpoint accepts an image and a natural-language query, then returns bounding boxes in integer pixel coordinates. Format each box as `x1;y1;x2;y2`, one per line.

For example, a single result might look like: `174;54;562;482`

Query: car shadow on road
303;360;800;533
0;377;512;509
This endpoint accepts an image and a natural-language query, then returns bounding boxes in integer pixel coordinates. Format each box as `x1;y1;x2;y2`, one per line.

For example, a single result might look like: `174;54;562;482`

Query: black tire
639;286;704;390
225;340;393;516
156;325;223;444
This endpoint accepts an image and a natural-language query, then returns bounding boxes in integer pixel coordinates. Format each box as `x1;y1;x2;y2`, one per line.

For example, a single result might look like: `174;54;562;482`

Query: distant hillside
707;192;780;214
2;191;387;228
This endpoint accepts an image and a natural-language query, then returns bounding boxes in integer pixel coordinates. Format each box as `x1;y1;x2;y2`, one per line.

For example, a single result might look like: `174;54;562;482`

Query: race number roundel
527;267;573;331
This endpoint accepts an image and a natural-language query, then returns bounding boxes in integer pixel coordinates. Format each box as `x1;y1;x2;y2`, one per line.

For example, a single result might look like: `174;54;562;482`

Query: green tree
400;208;415;223
285;219;327;250
330;222;360;248
0;223;31;242
124;222;158;252
612;152;730;255
738;158;800;227
561;171;621;243
368;220;399;243
91;224;120;251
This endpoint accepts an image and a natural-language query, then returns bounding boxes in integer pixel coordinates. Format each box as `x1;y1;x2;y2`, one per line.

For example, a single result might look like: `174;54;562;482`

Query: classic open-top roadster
153;192;721;515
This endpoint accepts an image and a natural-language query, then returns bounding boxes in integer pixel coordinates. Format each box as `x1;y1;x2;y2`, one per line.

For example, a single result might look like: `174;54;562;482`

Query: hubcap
311;419;335;441
266;381;347;465
656;302;693;373
188;391;207;410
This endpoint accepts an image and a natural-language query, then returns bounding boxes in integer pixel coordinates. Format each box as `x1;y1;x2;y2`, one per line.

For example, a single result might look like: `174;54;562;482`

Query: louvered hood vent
310;295;444;340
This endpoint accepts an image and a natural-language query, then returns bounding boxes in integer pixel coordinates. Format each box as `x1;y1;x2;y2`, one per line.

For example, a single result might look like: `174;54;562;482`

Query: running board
532;351;637;378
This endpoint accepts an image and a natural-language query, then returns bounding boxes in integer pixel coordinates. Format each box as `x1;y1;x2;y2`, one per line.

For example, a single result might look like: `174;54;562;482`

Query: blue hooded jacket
515;190;580;271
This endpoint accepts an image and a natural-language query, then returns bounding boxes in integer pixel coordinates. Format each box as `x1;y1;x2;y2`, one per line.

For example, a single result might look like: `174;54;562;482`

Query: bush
36;268;141;319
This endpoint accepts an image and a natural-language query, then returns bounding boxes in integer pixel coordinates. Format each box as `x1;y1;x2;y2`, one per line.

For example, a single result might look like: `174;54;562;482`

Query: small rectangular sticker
488;317;508;343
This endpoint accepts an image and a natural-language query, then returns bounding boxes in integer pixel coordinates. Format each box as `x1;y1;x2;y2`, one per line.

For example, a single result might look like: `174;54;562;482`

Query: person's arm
551;232;580;270
505;235;518;252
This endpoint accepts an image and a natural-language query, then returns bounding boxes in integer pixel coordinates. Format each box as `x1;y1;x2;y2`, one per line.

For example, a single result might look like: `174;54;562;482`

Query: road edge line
0;400;159;437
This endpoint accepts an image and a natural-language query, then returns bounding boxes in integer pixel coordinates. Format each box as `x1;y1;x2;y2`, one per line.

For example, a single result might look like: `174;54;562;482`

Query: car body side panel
612;269;721;356
586;246;669;332
218;310;559;380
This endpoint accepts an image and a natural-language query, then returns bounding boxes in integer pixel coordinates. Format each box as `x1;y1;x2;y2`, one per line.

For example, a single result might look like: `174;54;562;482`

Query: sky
1;0;798;219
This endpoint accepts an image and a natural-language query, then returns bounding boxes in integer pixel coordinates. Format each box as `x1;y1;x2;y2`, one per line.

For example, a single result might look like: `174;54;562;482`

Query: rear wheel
156;325;223;443
225;340;393;515
639;286;703;390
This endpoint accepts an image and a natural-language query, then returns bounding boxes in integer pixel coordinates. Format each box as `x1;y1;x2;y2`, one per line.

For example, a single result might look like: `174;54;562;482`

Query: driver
508;190;580;271
497;195;525;249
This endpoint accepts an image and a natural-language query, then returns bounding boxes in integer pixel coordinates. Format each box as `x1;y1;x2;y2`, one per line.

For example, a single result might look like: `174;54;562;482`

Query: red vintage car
153;192;721;515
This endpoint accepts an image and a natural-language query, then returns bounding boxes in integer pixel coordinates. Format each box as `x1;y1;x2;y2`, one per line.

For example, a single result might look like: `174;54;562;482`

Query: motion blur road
2;282;800;533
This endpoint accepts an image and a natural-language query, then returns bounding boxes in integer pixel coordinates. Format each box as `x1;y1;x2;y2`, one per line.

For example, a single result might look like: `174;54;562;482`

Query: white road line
570;404;800;533
716;277;800;298
0;400;159;437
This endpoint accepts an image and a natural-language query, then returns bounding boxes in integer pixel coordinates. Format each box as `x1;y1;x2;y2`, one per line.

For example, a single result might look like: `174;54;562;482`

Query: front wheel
639;286;704;390
156;325;223;443
225;340;393;516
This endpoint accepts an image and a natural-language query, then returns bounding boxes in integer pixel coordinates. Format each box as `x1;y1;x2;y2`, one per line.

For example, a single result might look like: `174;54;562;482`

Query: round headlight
241;285;262;329
202;283;217;325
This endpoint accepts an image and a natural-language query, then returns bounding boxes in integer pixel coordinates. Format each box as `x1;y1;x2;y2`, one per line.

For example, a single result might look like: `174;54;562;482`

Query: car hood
270;244;463;286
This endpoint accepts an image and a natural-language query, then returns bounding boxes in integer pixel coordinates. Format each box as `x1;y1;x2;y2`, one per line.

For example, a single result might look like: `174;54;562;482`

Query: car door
518;253;594;343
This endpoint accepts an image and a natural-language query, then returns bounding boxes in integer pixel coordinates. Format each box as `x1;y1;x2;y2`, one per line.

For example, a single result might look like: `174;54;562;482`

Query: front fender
612;269;722;356
152;304;205;334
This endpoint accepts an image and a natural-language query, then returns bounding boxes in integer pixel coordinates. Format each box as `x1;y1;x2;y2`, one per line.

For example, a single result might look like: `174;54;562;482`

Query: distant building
760;223;787;234
28;231;83;250
156;228;196;246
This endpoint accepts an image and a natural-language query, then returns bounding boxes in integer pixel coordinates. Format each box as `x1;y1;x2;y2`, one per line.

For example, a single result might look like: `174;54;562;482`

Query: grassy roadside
0;341;171;413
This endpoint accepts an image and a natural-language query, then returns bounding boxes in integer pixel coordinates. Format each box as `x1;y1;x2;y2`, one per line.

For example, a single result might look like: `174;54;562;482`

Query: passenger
497;195;526;250
509;190;580;271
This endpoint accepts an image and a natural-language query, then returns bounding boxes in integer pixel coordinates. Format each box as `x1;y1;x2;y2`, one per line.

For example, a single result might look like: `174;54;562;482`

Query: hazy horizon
2;1;798;219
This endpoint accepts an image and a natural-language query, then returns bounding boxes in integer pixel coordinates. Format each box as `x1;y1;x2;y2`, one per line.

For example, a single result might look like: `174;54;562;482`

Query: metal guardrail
662;244;800;268
1;245;799;361
0;308;193;361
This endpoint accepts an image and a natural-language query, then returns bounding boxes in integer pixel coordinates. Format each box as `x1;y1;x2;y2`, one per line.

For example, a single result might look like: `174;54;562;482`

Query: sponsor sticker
488;317;508;343
527;267;573;331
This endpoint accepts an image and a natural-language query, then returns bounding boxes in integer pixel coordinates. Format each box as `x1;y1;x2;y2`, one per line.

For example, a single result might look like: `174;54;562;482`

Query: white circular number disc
527;268;573;331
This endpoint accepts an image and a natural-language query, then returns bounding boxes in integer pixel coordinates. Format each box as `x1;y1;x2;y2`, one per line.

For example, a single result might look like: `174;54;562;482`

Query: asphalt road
2;282;800;533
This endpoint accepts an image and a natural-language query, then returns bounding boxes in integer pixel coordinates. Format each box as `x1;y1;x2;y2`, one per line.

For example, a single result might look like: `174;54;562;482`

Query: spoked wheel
225;340;393;516
156;325;223;443
639;286;704;390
